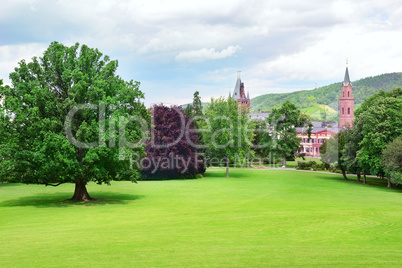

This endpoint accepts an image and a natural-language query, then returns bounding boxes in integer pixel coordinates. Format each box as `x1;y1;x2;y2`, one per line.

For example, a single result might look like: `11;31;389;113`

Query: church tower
339;60;354;127
230;71;250;112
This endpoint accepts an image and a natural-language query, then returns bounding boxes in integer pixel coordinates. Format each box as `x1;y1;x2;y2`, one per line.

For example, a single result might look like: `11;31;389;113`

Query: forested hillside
251;72;402;120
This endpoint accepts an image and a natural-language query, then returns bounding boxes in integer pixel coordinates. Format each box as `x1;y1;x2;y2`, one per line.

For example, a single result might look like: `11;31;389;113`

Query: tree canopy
141;104;205;179
382;136;402;186
260;100;304;167
341;126;363;182
321;130;348;180
203;97;254;177
0;42;149;201
183;91;205;148
354;88;402;184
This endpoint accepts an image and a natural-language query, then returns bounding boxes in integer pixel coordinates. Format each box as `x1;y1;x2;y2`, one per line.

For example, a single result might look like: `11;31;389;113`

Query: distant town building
339;61;354;127
296;121;341;157
248;110;271;121
230;72;250;112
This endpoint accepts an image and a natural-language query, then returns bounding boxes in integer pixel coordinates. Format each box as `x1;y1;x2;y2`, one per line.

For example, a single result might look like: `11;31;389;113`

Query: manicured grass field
1;169;401;267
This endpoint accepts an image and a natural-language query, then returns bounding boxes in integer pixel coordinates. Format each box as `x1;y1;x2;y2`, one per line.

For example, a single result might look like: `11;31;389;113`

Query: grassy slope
1;170;401;267
300;105;338;121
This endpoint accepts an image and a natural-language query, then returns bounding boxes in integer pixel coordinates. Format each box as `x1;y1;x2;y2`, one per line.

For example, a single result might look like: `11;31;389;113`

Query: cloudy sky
1;0;401;106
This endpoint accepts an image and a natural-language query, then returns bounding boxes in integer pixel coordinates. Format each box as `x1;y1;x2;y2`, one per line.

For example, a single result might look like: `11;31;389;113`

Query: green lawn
1;169;401;267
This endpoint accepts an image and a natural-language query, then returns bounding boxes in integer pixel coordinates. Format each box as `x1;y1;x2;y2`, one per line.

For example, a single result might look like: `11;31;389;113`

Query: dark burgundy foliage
141;104;205;179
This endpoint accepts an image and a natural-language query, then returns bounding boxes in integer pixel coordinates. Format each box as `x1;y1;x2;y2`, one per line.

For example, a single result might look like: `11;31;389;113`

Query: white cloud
249;25;402;82
245;3;402;95
0;43;48;83
175;45;241;62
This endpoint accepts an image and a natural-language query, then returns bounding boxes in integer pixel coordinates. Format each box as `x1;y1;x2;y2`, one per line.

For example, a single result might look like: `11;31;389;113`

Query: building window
343;92;344;97
348;107;350;114
342;107;344;115
348;91;350;97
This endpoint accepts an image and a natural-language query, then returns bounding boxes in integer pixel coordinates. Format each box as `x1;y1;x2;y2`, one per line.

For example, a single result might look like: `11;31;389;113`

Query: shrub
296;161;327;171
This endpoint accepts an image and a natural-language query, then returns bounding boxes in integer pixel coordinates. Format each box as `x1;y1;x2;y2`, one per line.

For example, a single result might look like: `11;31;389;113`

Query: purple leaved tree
141;104;205;179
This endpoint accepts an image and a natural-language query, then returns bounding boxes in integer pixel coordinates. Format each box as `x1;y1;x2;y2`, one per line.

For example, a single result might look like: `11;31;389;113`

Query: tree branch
42;182;67;187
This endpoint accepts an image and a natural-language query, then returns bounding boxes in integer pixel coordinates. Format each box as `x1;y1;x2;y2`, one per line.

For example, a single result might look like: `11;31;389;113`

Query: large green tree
382;136;402;187
341;126;364;183
184;91;205;148
261;100;304;167
192;91;203;118
354;88;402;186
203;97;254;177
0;42;149;201
321;130;348;180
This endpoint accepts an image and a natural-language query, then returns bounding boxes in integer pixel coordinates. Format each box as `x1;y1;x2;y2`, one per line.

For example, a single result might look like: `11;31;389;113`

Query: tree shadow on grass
0;192;144;208
204;170;247;179
315;174;401;192
0;182;24;187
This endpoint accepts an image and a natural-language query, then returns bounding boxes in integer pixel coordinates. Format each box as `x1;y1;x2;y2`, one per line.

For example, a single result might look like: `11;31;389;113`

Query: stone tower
339;61;354;128
230;72;250;112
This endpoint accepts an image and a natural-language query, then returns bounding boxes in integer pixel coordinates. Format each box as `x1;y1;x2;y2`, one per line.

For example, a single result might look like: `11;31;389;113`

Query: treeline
320;88;402;188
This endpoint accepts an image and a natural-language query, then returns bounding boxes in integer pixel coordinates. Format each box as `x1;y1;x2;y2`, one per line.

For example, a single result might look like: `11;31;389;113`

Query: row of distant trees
321;88;402;188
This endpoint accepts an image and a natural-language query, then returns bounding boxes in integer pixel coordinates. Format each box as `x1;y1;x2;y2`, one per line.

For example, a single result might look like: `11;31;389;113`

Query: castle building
230;72;250;112
339;62;354;127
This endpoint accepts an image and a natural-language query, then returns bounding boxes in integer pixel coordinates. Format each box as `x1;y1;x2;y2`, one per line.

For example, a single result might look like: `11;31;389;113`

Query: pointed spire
343;58;351;86
232;74;242;100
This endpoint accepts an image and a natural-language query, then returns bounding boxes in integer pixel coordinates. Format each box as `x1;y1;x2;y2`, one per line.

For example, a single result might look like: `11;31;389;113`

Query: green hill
251;72;402;121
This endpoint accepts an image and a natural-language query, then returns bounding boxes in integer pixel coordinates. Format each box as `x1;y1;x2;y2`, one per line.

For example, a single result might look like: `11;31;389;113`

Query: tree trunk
282;153;286;168
341;169;348;180
363;173;366;184
357;173;361;183
71;149;93;201
70;178;93;201
387;177;391;189
226;158;229;177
